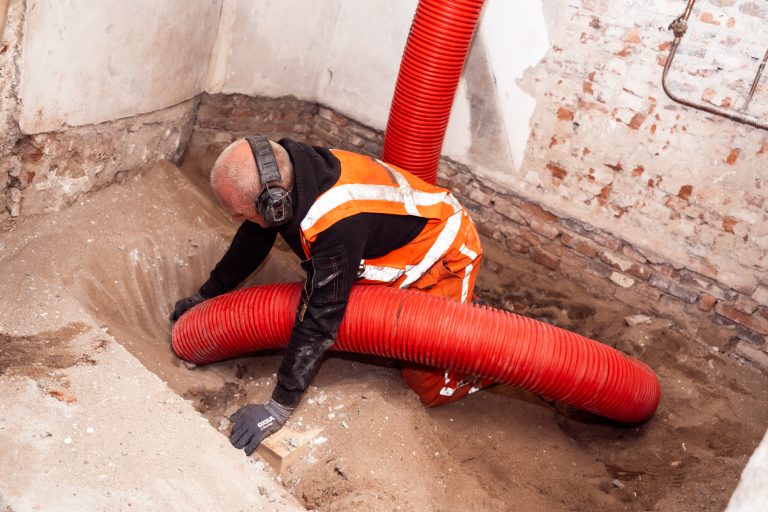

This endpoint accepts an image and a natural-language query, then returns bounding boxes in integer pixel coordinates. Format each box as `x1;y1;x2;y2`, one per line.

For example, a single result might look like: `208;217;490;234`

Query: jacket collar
276;138;341;237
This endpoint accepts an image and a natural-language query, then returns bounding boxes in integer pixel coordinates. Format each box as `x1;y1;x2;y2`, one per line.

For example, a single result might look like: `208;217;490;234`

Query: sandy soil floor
2;162;767;511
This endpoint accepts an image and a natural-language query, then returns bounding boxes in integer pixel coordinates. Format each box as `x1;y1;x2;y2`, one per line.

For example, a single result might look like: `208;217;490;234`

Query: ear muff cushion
246;135;294;227
257;185;293;226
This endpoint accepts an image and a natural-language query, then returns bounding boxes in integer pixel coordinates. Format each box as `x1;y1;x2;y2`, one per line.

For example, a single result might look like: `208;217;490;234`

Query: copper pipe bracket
662;0;768;131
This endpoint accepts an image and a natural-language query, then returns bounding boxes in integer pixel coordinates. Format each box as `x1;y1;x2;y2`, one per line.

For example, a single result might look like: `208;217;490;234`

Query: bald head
210;138;294;226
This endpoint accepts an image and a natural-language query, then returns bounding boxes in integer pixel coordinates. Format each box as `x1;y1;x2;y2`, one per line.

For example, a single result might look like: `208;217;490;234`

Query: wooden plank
255;427;323;474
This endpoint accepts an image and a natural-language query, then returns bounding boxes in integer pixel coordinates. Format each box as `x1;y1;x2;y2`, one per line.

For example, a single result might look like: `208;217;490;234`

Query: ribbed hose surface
382;0;485;184
172;283;661;423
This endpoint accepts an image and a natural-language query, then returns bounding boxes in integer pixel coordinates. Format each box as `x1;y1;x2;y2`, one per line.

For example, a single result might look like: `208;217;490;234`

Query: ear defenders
245;135;294;227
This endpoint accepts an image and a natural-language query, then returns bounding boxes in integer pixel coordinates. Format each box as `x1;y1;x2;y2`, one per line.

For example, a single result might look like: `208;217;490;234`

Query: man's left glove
169;292;206;323
229;399;295;455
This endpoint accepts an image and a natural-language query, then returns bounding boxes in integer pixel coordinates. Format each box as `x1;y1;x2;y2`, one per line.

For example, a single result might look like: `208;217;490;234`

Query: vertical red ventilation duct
172;284;661;424
382;0;486;185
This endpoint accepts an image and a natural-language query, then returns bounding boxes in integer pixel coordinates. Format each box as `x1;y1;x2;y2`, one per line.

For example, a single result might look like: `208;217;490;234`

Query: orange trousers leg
399;237;492;407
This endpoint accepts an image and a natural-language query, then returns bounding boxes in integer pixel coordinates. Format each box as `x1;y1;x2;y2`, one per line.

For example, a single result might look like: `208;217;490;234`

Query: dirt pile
1;160;766;511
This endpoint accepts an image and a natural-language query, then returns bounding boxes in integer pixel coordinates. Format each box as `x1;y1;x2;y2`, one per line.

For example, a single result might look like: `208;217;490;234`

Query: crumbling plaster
0;0;22;155
1;0;215;221
514;0;767;296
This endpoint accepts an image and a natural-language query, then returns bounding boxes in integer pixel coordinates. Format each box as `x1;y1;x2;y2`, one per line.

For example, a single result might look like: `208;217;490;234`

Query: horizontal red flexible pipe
172;283;661;423
382;0;486;184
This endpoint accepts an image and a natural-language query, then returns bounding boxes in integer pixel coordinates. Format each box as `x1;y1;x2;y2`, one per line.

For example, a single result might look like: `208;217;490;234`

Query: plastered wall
0;0;222;219
19;0;222;132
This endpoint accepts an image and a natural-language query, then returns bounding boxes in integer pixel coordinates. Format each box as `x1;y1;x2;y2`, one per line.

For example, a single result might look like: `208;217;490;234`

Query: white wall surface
315;1;417;128
475;0;549;175
19;0;223;133
19;0;543;176
207;0;542;174
726;429;768;512
208;0;340;101
209;0;417;130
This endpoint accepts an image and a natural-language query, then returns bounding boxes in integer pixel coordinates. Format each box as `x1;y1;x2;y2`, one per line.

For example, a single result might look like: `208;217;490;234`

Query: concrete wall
19;0;221;132
0;0;222;220
206;0;417;130
206;0;542;167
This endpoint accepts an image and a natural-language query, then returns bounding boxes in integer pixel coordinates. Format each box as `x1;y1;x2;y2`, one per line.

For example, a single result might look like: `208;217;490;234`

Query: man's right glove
169;292;206;323
229;399;294;455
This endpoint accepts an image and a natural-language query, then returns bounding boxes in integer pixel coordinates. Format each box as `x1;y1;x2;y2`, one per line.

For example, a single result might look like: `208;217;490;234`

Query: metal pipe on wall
662;0;768;131
0;0;10;40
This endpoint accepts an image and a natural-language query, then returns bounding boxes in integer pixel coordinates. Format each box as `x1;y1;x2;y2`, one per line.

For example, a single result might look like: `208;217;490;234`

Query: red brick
546;162;568;180
530;218;561;240
520;230;543;248
734;294;759;315
625;263;651;282
562;233;598;258
529;248;560;270
722;217;737;233
543;241;566;258
687;257;719;281
677;185;693;201
494;202;526;224
698;294;717;312
715;303;768;335
628;113;646;129
592;231;623;251
588;260;613;278
557;107;574;121
656;263;679;278
700;12;720;25
636;283;662;301
621;244;647;263
519;203;559;223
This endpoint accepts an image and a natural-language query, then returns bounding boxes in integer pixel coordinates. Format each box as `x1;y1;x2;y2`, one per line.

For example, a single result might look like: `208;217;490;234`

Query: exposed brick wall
0;101;197;222
510;0;768;365
186;93;767;370
0;1;200;224
515;0;767;310
182;95;318;180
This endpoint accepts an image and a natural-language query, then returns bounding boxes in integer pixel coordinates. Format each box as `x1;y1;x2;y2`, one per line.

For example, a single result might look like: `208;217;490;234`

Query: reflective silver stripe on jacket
300;163;449;233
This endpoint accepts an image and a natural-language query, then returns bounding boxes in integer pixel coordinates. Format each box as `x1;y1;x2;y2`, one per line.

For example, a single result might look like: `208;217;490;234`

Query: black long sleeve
199;220;278;298
196;139;428;408
271;216;368;407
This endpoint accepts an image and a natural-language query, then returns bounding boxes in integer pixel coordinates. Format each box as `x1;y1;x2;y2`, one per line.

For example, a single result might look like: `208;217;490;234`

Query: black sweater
199;139;427;407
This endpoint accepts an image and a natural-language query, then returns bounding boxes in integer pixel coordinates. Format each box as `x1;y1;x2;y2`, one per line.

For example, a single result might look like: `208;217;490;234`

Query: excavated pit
1;161;767;511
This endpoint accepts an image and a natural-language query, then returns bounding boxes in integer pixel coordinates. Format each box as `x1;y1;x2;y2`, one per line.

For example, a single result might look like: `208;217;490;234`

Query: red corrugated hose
172;283;661;423
173;0;661;426
382;0;486;185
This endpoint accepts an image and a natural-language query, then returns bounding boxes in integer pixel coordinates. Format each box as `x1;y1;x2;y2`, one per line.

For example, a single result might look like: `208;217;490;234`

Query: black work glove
169;292;205;323
229;400;295;455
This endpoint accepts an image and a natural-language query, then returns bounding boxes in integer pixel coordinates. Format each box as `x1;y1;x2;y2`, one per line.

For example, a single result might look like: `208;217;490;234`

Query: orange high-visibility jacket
300;150;482;303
